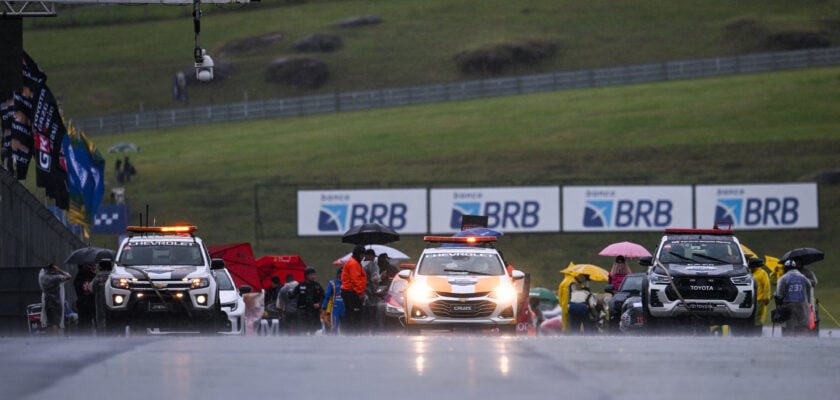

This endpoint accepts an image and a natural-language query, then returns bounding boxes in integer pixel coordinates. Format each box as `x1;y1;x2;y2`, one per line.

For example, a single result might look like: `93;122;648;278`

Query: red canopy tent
255;255;306;288
208;243;261;291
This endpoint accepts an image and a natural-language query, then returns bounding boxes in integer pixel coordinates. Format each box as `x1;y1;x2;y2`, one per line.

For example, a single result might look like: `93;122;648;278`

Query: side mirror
748;257;764;269
398;269;412;281
98;258;113;272
604;284;616;294
639;256;653;267
238;285;252;295
511;270;525;280
399;263;416;270
211;258;226;270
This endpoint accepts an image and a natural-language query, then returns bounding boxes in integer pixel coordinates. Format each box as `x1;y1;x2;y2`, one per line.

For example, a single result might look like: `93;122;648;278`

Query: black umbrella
341;223;400;245
779;247;824;266
64;247;115;265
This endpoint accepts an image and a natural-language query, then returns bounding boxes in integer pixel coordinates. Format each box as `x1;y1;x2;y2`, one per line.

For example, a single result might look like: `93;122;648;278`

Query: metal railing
75;47;840;135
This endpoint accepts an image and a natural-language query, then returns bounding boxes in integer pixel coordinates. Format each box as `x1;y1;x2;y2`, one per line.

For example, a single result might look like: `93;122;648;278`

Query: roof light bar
127;225;198;234
423;236;497;244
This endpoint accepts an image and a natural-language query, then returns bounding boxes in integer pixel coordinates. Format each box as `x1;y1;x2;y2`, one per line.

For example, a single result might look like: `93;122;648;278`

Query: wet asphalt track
4;333;839;400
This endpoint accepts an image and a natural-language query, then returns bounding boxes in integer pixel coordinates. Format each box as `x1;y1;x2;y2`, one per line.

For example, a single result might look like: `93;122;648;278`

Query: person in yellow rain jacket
750;259;772;331
557;272;577;333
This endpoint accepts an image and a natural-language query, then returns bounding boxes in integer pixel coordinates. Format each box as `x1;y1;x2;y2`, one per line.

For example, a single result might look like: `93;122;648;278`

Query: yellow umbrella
560;263;609;282
740;244;758;259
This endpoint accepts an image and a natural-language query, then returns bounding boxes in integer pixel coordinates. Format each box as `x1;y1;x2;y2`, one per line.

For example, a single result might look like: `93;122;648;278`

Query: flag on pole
63;121;105;239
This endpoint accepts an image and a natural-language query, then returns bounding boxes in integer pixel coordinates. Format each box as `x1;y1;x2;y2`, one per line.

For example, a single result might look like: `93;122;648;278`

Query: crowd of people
255;245;400;335
35;243;824;337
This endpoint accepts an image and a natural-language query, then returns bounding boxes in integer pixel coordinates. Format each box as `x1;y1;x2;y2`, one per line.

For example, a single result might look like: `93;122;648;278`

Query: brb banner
563;186;693;232
429;187;560;233
297;189;427;236
695;183;818;230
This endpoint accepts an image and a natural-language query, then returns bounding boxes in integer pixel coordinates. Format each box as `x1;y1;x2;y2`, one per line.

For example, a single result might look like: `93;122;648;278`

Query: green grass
21;66;840;322
21;0;840;116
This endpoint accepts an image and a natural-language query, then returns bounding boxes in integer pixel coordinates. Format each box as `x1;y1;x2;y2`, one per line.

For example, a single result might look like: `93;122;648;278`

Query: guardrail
75;47;840;135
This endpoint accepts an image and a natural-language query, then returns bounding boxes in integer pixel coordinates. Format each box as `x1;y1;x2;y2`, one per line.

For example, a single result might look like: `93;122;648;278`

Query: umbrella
560;263;609;282
64;247;115;265
341;223;399;245
529;287;558;303
107;142;141;153
332;244;410;266
598;241;652;258
779;247;824;266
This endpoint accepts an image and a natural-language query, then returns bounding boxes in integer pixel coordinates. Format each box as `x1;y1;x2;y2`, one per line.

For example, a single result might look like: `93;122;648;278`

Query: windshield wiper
667;251;695;262
691;253;729;264
443;268;494;276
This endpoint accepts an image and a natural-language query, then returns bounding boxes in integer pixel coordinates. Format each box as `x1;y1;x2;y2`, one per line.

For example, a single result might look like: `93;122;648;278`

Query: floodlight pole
193;0;202;62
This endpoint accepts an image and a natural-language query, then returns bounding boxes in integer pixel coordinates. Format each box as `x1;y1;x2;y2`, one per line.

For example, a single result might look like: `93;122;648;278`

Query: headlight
489;283;517;304
406;283;436;303
111;278;130;289
190;278;210;289
730;275;753;286
650;273;671;285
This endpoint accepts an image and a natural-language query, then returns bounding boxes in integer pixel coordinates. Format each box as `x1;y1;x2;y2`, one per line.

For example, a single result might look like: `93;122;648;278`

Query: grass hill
22;0;840;117
23;66;839;317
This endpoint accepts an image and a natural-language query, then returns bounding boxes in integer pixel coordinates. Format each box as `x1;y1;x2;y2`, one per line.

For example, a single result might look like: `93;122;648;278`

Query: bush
265;57;329;89
293;33;343;53
335;15;382;28
218;32;284;57
454;41;557;75
764;31;831;51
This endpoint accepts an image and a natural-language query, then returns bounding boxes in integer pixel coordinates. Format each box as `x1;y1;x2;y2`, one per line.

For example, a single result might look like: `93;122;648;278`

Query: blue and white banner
563;186;693;232
297;189;427;236
92;204;130;234
695;183;818;230
430;187;560;234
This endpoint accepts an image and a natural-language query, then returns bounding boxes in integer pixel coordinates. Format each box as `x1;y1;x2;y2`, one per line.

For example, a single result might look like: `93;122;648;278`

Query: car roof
421;246;500;255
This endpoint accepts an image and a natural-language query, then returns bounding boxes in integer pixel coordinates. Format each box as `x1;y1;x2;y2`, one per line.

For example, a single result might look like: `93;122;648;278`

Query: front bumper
405;297;516;327
647;283;754;319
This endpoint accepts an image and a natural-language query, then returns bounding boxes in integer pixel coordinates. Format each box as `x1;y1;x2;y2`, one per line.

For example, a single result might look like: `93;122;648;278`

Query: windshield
118;241;205;266
212;270;235;291
659;240;742;265
417;252;505;276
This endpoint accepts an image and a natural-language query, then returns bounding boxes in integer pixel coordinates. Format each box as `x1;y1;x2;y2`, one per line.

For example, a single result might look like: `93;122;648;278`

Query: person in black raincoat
74;264;97;332
296;267;325;334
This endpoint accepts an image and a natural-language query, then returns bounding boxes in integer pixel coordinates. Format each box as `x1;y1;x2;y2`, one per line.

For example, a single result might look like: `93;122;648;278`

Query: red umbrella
599;241;652;258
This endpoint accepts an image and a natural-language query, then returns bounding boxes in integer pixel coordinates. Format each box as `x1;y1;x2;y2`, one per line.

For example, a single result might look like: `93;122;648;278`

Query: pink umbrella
598;241;652;258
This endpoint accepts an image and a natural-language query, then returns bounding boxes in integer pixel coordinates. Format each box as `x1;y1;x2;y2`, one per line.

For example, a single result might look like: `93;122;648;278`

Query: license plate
149;303;169;312
451;305;474;312
687;303;714;311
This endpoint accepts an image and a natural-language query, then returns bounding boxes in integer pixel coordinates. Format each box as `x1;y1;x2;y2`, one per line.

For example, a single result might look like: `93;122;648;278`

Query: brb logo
583;199;673;228
714;197;799;226
449;201;540;230
317;203;408;232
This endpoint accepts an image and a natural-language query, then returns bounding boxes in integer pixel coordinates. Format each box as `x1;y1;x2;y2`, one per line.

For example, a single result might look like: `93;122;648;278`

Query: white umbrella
332;244;410;266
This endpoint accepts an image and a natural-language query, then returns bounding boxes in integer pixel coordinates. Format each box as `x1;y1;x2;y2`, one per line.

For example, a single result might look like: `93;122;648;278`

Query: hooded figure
39;264;71;331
